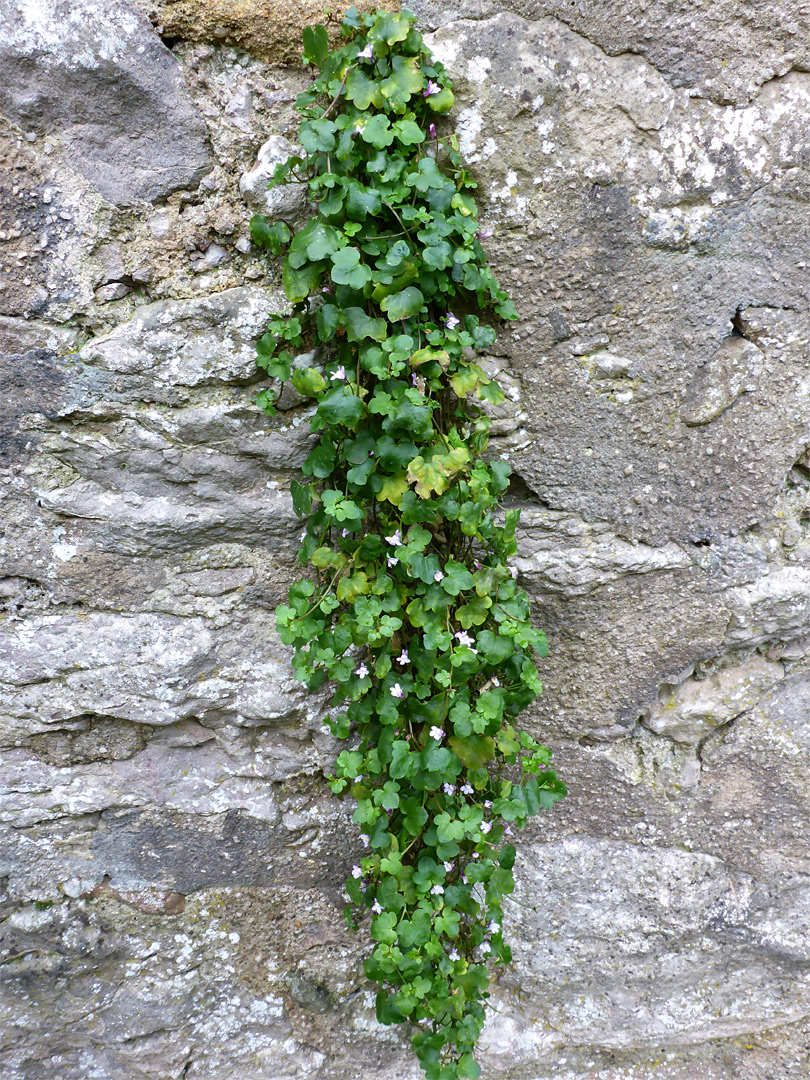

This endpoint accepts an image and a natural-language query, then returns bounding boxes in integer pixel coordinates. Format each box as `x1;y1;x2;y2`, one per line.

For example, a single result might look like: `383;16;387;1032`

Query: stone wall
2;1;810;1078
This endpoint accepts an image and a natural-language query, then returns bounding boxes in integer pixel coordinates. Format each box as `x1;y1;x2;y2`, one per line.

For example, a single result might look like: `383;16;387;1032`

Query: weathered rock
240;134;308;217
2;2;810;1079
644;655;784;744
0;0;214;206
80;286;285;386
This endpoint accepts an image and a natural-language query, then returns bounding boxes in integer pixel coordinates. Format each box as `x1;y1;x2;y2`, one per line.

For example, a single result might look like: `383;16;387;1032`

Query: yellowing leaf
407;454;451;499
410;347;449;371
336;572;370;602
376;473;410;506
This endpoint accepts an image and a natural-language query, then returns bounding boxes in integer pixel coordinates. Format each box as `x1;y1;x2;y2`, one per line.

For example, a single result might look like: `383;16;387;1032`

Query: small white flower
454;630;475;648
351;865;363;879
397;650;409;665
341;528;349;537
442;783;455;796
448;948;460;961
472;852;480;860
360;833;370;847
504;826;514;836
331;365;346;381
480;941;492;954
384;529;402;546
434;570;444;582
390;682;405;699
445;312;460;330
509;565;518;579
460;782;474;795
484;800;492;809
429;725;444;741
480;821;492;834
443;861;454;873
430;884;444;895
488;921;500;934
357;42;374;60
371;899;383;914
491;677;500;687
355;663;369;678
300;530;307;542
387;557;399;568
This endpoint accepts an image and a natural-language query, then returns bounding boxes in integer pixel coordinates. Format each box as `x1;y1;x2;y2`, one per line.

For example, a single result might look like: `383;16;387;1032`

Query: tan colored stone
151;0;398;64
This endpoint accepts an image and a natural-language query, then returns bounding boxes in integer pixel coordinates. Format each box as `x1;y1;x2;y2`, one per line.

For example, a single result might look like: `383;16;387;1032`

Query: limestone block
644;655;785;744
80;286;287;387
0;0;213;205
240;135;308;217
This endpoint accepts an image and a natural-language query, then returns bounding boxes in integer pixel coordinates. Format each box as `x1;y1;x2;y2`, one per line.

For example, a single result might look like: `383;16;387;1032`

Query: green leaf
359;114;394;149
381;286;424;321
393;118;426;145
291;367;326;397
426;86;455;114
300;117;337;154
381;56;424;112
302;24;328;66
249;216;290;254
456;594;493;628
282;258;323;302
331;247;373;288
345;67;384;110
342;307;388;342
317;386;366;427
368;11;412;45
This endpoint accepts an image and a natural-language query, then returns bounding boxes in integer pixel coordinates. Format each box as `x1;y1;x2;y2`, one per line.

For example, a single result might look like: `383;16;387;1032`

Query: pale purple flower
448;948;460;961
387;557;399;568
429;725;444;741
428;123;437;139
384;529;402;546
331;365;346;381
396;650;409;665
351;865;363;878
434;570;444;582
491;677;500;687
341;528;350;537
488;920;500;934
472;852;480;860
477;227;493;239
430;884;444;895
509;565;518;579
461;873;468;883
443;861;454;872
460;782;474;795
357;42;374;61
300;530;307;542
355;663;369;678
484;800;492;809
371;899;383;914
390;682;405;699
423;79;441;97
504;826;514;836
442;783;455;796
445;312;460;330
454;630;475;647
474;560;483;569
480;941;492;954
480;821;492;834
360;833;370;846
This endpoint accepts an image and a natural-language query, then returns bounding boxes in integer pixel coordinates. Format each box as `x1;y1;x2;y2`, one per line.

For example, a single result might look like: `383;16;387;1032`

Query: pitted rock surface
2;4;810;1080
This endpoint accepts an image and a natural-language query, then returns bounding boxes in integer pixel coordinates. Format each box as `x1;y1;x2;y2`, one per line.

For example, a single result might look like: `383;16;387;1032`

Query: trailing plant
250;8;566;1078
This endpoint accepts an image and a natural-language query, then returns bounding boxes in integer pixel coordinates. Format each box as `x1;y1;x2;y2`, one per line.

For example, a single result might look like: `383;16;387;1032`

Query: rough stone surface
0;0;214;206
2;2;810;1079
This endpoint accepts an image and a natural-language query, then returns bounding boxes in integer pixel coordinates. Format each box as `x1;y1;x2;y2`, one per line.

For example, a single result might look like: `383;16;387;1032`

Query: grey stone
80;286;286;386
0;0;213;206
240;135;308;217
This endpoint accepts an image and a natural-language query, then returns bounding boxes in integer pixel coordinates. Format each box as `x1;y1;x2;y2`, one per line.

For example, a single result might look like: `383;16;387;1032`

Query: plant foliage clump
250;8;566;1078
